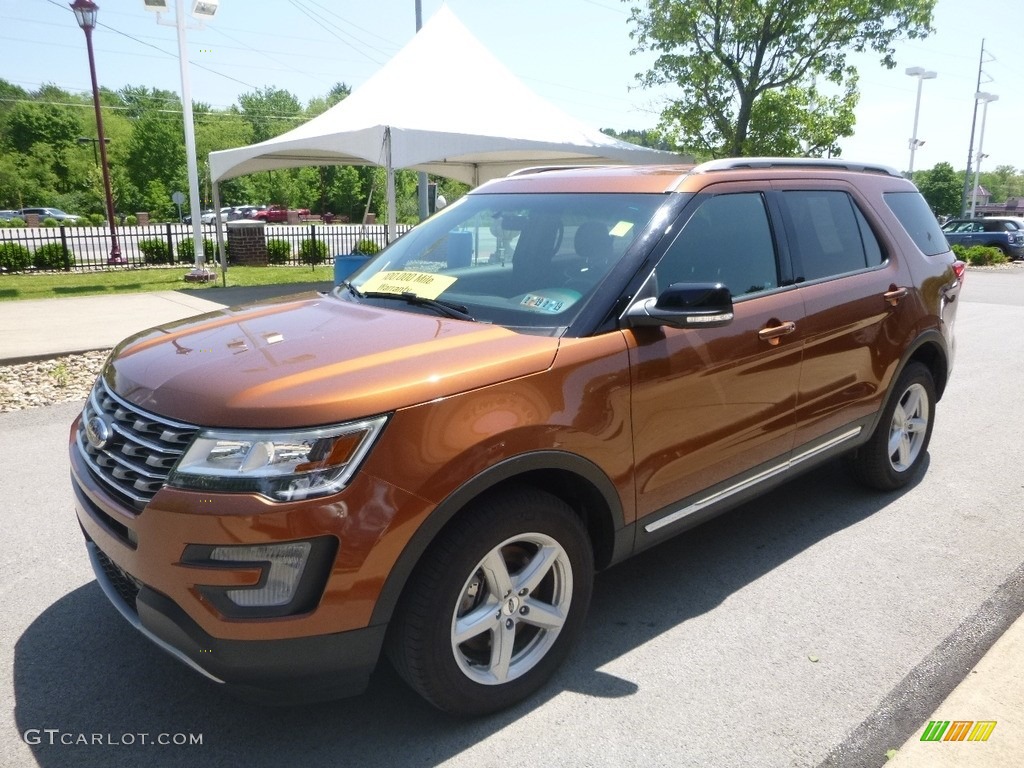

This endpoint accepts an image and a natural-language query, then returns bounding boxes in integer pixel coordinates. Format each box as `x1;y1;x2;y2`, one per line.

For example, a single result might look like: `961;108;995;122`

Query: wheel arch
369;451;627;627
903;330;950;400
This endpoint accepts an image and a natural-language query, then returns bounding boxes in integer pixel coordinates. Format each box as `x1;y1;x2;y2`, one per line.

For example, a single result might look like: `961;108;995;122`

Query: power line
286;0;389;67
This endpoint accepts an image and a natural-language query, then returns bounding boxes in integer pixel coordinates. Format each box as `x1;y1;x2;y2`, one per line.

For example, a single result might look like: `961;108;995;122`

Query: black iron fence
0;222;412;272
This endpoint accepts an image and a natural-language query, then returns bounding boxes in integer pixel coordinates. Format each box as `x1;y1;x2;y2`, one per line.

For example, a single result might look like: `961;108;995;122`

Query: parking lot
1;270;1022;768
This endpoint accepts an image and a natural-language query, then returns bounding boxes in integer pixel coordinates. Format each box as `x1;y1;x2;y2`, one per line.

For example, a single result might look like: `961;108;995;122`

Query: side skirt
634;419;872;553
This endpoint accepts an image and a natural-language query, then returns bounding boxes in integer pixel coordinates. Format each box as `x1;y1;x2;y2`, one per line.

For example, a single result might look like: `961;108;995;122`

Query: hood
104;291;559;428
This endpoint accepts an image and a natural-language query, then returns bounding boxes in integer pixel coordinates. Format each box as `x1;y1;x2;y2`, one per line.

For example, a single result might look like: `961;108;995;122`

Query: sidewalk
886;613;1024;766
0;286;1021;765
0;282;330;363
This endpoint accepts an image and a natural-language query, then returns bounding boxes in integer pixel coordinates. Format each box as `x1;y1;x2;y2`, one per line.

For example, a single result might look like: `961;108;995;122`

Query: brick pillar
227;220;267;266
136;212;150;225
287;210;301;224
24;213;40;227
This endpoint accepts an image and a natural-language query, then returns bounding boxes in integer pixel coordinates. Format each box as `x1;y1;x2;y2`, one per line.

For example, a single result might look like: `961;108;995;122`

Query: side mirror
626;282;734;329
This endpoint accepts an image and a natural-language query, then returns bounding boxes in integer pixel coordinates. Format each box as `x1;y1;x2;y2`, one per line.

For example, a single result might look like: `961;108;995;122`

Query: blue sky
0;0;1019;176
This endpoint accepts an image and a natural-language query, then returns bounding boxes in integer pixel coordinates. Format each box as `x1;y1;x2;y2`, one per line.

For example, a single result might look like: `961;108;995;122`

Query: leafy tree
915;162;961;217
629;0;936;158
600;127;675;151
238;87;303;144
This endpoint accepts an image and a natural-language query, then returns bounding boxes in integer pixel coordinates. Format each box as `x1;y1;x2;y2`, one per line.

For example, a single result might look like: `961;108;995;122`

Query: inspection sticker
519;294;566;313
360;271;457;300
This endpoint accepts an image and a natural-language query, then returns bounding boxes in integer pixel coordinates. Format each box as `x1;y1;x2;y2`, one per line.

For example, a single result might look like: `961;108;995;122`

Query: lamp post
144;0;219;282
415;0;429;222
70;0;122;264
905;67;937;177
970;91;998;218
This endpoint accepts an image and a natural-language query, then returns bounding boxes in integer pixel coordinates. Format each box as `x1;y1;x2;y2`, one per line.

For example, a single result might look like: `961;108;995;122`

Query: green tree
238;87;303;144
915;162;961;217
630;0;935;158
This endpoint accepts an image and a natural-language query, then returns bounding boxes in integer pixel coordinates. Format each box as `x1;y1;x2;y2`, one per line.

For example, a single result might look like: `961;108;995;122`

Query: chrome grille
76;379;199;512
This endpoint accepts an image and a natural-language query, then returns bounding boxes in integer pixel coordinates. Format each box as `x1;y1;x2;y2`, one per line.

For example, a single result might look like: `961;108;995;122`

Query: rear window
884;192;948;256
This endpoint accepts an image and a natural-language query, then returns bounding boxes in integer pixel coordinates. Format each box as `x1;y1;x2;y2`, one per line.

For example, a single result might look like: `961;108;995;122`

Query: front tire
386;486;594;715
848;362;936;491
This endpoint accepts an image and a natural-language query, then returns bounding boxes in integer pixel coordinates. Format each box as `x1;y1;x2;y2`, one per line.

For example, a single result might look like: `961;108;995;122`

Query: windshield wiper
361;291;475;322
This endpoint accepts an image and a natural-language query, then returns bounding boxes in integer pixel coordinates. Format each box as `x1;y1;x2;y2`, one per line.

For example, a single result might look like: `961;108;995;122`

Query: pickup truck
942;217;1024;260
253;205;311;223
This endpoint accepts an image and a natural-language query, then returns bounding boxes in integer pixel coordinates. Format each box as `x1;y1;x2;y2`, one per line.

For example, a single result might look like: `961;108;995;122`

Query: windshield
341;192;666;332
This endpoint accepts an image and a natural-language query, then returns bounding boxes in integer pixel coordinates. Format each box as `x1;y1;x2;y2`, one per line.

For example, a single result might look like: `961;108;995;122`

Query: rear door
626;184;805;534
773;181;918;449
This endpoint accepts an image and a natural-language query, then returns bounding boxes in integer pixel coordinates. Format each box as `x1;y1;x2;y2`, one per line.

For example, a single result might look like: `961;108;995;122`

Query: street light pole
970;92;998;219
147;0;218;281
905;67;937;177
70;0;122;264
415;0;429;221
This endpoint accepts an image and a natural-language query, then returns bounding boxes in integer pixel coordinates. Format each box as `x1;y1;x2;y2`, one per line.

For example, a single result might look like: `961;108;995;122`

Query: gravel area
0;350;109;413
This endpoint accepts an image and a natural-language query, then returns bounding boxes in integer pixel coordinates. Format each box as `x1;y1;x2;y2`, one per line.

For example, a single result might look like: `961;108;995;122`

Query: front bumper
69;411;433;702
86;539;385;702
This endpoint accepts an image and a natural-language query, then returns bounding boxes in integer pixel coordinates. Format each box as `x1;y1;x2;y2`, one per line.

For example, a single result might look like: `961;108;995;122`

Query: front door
626;186;805;533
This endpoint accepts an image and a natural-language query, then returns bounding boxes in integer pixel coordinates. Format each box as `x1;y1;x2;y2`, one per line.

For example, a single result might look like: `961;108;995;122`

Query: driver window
656;193;779;296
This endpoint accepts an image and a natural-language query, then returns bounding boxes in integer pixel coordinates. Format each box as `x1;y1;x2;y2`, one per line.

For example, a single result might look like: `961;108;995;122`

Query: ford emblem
85;416;112;450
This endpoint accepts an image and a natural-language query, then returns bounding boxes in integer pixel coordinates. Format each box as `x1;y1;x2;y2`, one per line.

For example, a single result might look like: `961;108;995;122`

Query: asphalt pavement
1;270;1022;767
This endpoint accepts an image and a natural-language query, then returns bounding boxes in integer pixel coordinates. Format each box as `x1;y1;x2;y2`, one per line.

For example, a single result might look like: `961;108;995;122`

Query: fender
861;327;949;441
369;450;627;627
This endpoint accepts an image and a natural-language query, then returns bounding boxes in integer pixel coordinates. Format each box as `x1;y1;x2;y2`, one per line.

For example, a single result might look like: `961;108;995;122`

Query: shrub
0;242;32;273
177;237;219;264
138;238;172;264
89;213;107;226
352;238;381;255
266;238;292;265
42;217;60;227
32;242;75;270
0;219;8;228
951;243;1008;266
298;237;328;265
8;217;26;228
124;214;138;226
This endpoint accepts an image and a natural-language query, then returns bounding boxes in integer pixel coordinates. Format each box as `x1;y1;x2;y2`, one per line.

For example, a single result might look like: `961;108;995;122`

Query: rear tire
386;486;593;715
847;362;936;491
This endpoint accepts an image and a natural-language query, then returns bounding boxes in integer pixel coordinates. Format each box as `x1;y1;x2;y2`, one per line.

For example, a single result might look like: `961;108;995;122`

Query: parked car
253;205;311;222
942;217;1024;260
19;207;81;223
183;209;214;225
70;158;964;716
0;210;21;220
200;207;233;224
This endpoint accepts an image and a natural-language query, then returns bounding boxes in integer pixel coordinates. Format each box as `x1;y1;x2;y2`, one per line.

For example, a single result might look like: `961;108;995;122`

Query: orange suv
70;159;964;715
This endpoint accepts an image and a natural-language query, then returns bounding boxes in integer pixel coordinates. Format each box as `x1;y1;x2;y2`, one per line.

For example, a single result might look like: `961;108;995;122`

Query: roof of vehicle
477;157;911;196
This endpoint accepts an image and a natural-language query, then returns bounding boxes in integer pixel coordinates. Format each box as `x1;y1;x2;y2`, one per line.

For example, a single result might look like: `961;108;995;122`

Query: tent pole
211;180;226;287
386;127;397;244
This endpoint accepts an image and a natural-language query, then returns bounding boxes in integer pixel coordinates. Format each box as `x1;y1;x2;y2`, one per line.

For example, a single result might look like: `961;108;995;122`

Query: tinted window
885;191;949;256
784;191;882;280
656;193;778;297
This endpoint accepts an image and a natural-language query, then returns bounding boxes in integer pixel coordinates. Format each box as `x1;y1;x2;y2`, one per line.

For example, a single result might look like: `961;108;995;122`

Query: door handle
884;287;908;307
758;321;796;346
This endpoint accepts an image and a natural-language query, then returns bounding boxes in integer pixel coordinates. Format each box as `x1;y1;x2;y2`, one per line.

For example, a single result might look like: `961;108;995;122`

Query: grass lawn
0;265;335;302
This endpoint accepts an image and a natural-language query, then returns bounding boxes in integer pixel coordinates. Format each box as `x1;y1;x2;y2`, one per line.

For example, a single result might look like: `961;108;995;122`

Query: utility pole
960;41;992;217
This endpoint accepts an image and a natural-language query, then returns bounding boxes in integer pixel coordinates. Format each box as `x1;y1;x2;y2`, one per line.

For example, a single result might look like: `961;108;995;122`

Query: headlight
167;416;387;501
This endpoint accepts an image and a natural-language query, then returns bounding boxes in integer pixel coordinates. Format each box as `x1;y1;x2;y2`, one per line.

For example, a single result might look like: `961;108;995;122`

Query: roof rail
691;157;903;179
506;164;615;177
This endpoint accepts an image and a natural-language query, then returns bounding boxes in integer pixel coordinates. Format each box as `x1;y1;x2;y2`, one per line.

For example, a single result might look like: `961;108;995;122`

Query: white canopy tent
207;4;683;252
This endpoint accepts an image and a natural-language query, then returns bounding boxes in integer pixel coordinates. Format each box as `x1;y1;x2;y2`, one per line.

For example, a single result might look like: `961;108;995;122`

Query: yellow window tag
609;221;634;238
360;271;457;300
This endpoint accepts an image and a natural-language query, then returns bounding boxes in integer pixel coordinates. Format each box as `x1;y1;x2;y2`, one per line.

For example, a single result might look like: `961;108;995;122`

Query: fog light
209;542;311;607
